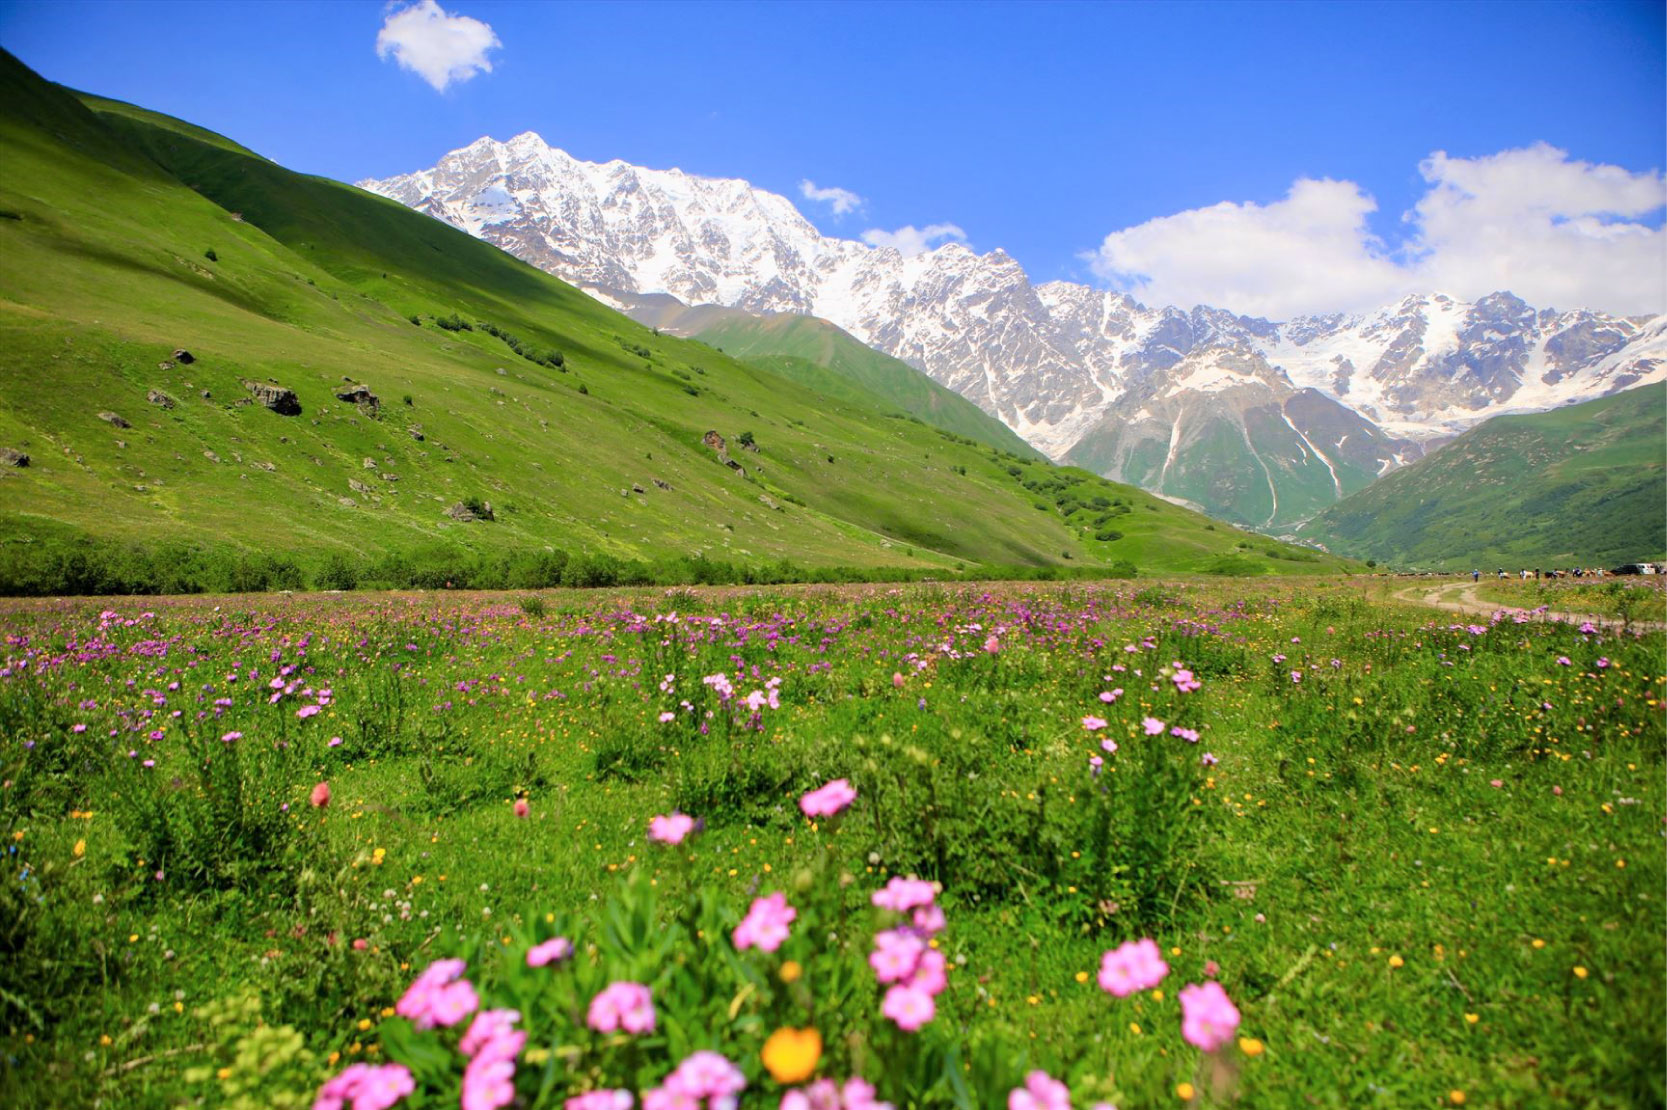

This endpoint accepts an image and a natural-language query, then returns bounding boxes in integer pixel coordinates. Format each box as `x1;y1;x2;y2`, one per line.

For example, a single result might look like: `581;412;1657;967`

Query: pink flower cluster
648;812;696;845
869;877;947;1032
733;891;797;952
799;778;856;818
1179;980;1241;1051
395;958;478;1029
1171;664;1201;693
642;1050;746;1110
313;1063;414;1110
526;936;574;967
1008;1070;1069;1110
780;1077;894;1110
461;1009;525;1110
587;981;656;1035
1097;938;1168;997
567;1092;634;1110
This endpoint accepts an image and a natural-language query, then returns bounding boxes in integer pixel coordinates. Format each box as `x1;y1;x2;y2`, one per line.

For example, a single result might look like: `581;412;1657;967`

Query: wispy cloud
799;179;864;217
376;0;501;93
861;223;967;258
1087;144;1666;318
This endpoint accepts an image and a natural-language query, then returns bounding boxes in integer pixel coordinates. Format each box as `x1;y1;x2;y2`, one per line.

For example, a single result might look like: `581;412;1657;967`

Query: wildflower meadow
0;579;1661;1108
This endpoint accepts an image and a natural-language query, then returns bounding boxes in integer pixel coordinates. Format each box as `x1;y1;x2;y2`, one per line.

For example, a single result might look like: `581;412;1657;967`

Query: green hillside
1300;384;1666;570
625;301;1043;459
0;50;1356;591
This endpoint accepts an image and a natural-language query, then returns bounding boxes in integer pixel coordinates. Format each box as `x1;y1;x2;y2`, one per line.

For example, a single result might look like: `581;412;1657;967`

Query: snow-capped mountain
360;133;1666;528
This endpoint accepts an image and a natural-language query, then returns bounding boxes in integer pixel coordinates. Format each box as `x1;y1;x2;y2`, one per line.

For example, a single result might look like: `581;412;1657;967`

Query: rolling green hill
621;297;1043;459
1300;384;1666;570
0;49;1357;591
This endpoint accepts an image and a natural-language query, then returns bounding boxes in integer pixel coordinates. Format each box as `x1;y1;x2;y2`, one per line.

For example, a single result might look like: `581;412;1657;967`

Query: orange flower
761;1026;822;1083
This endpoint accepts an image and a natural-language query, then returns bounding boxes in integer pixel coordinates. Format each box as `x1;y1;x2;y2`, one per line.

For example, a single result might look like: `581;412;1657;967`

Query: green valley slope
620;296;1043;459
1300;384;1666;570
0;50;1357;590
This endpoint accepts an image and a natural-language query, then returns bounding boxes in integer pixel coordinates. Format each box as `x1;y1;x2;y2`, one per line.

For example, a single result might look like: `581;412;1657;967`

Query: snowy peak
360;132;1667;525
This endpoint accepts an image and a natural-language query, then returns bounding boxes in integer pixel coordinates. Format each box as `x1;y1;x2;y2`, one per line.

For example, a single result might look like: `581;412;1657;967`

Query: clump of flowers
313;1063;415;1110
1008;1070;1070;1110
799;778;856;818
395;958;478;1029
734;892;798;952
1179;980;1241;1051
643;1050;745;1110
1098;937;1169;997
780;1077;894;1110
587;981;657;1035
648;812;696;845
869;876;947;1032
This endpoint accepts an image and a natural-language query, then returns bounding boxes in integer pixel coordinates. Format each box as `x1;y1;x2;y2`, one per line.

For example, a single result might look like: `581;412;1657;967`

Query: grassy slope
0;50;1354;580
661;310;1044;460
1300;383;1666;569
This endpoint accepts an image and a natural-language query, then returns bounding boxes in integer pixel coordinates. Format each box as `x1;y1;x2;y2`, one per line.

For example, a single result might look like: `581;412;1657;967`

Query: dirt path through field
1391;579;1665;632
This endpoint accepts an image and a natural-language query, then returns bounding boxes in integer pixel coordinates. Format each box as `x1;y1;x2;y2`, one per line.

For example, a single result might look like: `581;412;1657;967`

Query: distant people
1498;569;1507;579
1472;569;1480;583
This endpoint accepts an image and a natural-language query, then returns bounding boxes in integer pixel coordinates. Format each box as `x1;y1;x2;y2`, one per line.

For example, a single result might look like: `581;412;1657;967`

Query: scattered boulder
702;430;727;455
172;349;195;365
157;360;174;372
203;450;220;463
253;461;276;472
338;497;355;508
334;383;380;415
632;483;646;494
0;448;29;467
147;389;176;410
363;457;377;469
200;390;212;400
447;500;494;522
653;478;672;490
97;411;130;429
379;472;398;482
349;479;373;495
409;426;425;442
242;379;300;416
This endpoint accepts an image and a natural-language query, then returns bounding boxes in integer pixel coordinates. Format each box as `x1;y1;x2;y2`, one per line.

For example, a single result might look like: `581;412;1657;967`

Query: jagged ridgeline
0;49;1358;593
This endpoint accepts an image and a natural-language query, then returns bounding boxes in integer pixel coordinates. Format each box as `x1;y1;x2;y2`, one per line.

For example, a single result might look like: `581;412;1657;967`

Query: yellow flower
779;960;802;984
1464;1012;1479;1024
761;1027;822;1084
1450;1091;1467;1106
73;839;86;858
1388;954;1404;969
1238;1036;1264;1056
1176;1082;1196;1100
1573;966;1588;979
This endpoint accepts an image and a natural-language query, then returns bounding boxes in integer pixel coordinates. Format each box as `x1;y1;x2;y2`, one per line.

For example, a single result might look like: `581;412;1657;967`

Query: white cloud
376;0;501;92
861;223;967;258
1088;144;1666;318
800;180;864;217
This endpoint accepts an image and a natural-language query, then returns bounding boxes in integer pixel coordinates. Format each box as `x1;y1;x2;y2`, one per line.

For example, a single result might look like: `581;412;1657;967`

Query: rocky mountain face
361;133;1667;529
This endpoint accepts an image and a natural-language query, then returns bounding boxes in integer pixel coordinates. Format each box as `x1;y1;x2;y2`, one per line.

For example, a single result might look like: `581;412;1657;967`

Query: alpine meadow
0;6;1663;1110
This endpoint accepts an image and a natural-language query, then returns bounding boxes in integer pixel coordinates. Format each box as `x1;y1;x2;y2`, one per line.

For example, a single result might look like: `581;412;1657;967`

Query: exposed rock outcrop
243;379;301;416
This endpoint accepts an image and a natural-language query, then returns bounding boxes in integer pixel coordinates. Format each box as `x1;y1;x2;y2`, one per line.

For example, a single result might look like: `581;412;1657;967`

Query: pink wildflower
461;1032;523;1110
459;1009;521;1057
513;797;530;818
658;711;676;723
1100;737;1118;753
1099;688;1122;703
881;983;936;1031
984;635;1000;654
310;781;331;808
869;929;925;983
800;778;857;818
1081;715;1108;731
567;1093;633;1110
892;672;905;688
527;936;573;967
314;1063;415;1110
733;892;798;952
871;876;936;913
1142;717;1165;736
395;959;476;1030
1179;980;1241;1052
1171;667;1201;693
911;902;946;935
1098;938;1168;997
909;947;948;995
297;704;321;719
1009;1070;1070;1110
648;813;696;845
587;981;656;1034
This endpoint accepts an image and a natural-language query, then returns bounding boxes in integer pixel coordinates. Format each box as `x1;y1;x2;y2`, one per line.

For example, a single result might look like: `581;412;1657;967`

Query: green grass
1472;577;1667;624
1301;384;1667;570
0;49;1359;590
654;309;1044;459
1;581;1660;1107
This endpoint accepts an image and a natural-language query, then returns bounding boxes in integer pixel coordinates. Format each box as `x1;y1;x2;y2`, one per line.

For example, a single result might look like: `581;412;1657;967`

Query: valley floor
0;578;1661;1108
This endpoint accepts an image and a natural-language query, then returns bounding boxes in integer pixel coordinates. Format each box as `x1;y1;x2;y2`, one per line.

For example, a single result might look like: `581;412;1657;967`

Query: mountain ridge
361;133;1666;526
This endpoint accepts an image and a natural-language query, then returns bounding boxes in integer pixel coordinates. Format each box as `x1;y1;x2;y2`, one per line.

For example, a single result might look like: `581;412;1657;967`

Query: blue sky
2;0;1663;315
